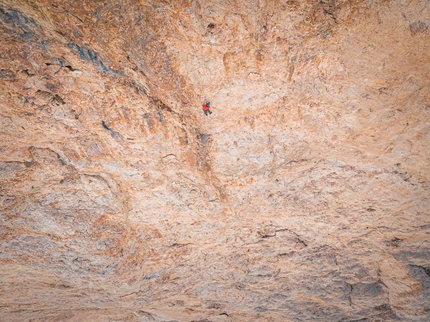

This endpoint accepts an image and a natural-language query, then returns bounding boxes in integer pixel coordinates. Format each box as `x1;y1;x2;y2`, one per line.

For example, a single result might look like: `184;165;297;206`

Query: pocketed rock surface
1;0;429;321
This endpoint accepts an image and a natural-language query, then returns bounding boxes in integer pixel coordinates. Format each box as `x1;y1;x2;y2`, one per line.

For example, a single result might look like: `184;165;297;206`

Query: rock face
1;0;429;321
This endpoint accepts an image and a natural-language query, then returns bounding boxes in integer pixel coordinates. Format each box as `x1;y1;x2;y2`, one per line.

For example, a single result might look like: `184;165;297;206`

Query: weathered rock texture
1;0;429;321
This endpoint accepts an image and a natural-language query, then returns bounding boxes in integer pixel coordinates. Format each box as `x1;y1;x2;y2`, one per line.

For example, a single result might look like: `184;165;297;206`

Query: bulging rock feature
0;0;429;321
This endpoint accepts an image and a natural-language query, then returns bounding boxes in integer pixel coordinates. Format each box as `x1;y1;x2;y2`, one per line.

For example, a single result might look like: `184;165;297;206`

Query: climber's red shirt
203;104;210;111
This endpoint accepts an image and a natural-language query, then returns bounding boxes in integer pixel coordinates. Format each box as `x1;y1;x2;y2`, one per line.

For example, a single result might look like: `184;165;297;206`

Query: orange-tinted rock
0;0;429;321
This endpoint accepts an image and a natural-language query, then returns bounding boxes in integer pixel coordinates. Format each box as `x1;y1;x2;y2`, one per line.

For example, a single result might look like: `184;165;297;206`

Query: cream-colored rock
0;0;429;321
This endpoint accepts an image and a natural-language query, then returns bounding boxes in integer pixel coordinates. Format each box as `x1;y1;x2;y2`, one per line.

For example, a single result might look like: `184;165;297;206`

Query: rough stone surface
0;0;429;321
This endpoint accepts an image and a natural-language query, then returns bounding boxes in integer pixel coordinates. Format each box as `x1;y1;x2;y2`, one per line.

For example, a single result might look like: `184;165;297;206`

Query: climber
203;101;212;116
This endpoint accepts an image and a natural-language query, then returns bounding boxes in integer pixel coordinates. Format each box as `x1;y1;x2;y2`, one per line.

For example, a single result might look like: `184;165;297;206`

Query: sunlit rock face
1;0;429;321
